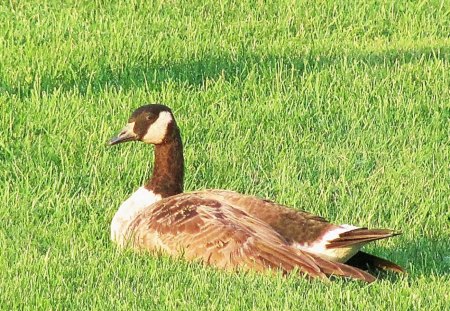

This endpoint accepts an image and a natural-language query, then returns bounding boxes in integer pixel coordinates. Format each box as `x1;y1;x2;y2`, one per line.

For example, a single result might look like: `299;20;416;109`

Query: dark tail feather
345;251;405;274
327;228;400;249
304;252;377;283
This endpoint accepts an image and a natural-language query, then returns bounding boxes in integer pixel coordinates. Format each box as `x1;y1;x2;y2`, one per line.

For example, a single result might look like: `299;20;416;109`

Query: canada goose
108;104;404;282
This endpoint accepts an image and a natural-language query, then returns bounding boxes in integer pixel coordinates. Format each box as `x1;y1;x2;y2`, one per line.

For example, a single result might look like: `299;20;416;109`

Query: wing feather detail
326;228;401;249
193;190;334;244
123;194;375;282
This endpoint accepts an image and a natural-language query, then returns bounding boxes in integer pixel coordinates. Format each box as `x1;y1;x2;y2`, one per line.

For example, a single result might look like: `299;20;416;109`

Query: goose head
108;104;176;146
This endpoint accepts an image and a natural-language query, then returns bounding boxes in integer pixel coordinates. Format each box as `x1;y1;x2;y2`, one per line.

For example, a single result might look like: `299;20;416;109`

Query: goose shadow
355;235;450;281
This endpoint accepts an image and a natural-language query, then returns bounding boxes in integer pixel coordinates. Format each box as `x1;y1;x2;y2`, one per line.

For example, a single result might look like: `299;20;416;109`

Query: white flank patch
142;111;173;144
111;187;162;245
293;224;361;263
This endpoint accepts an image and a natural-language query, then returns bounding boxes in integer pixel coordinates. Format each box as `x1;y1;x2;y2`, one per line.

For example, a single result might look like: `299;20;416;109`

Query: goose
107;104;404;282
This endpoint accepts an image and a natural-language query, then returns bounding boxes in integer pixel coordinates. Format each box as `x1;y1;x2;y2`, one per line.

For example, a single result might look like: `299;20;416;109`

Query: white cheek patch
142;111;173;144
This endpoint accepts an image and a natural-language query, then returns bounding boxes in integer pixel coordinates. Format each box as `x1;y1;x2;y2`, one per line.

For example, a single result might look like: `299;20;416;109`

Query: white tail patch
293;224;361;263
111;187;162;245
142;111;173;144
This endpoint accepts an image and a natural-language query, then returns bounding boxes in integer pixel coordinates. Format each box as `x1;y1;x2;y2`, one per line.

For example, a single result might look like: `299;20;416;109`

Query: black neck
144;123;184;198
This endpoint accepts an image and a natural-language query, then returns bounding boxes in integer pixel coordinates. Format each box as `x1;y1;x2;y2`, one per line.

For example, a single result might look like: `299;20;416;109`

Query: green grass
1;0;449;309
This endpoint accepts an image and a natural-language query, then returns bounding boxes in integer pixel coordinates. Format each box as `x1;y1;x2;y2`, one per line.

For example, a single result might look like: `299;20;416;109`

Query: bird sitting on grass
107;104;404;282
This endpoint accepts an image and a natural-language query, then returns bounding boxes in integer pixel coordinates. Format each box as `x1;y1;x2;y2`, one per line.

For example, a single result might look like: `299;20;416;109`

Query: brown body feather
192;190;403;273
196;190;333;244
123;194;376;282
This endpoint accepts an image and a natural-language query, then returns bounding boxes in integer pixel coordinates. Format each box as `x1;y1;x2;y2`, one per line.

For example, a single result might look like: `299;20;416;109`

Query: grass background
1;0;449;309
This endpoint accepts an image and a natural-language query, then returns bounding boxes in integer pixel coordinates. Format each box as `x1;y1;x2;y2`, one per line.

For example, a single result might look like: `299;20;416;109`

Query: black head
108;104;176;145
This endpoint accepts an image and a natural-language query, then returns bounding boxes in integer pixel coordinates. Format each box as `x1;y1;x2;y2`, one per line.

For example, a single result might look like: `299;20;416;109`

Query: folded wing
125;194;375;282
197;190;403;273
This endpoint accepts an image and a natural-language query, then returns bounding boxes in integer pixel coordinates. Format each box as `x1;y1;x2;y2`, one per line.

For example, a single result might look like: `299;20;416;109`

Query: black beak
108;124;137;146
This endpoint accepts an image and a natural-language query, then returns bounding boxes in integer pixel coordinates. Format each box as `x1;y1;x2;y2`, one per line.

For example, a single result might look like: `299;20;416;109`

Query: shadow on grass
361;236;450;281
2;46;450;98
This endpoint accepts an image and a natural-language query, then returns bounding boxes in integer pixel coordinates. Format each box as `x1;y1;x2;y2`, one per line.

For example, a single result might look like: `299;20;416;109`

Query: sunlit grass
0;1;449;310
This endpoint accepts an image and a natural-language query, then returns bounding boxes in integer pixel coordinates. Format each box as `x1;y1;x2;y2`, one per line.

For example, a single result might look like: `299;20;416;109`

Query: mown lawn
0;0;449;310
